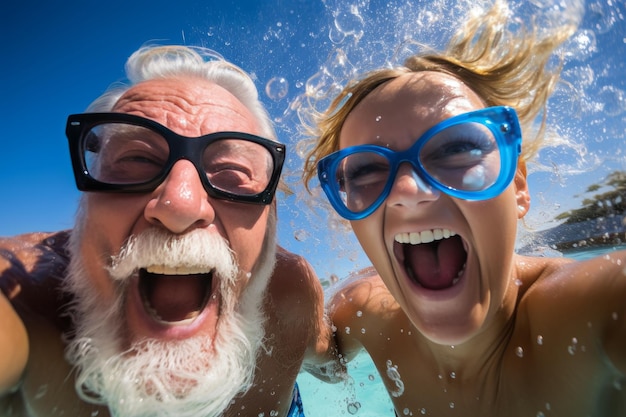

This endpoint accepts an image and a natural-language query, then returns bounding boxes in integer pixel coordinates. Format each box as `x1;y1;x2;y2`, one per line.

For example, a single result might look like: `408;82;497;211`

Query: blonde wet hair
302;0;576;189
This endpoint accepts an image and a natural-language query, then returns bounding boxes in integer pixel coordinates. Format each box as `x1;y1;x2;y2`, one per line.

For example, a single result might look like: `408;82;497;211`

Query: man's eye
208;164;268;195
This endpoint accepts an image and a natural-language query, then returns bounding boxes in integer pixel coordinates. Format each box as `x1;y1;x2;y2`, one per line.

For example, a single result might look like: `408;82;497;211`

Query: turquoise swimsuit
287;383;305;417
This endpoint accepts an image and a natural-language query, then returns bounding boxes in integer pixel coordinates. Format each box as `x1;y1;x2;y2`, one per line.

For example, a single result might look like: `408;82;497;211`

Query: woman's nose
386;163;440;209
143;160;215;234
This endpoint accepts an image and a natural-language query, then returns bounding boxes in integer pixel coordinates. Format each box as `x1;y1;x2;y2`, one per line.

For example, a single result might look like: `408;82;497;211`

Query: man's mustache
107;228;238;286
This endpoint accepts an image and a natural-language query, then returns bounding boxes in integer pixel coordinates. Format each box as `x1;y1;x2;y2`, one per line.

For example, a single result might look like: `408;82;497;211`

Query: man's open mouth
138;267;215;323
394;229;467;290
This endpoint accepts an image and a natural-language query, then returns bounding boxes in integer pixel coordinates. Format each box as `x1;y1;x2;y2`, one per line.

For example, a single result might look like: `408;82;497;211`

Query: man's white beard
63;213;277;417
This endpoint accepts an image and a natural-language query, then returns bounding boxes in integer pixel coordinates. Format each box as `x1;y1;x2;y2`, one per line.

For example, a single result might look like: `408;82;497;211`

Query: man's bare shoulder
266;246;323;319
272;245;320;290
0;231;72;326
0;231;70;279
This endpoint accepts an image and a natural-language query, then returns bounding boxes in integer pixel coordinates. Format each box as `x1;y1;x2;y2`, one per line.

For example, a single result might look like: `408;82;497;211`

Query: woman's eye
344;162;388;184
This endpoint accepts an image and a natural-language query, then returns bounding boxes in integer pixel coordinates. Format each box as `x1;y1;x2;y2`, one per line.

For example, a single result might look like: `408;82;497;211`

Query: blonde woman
303;2;626;415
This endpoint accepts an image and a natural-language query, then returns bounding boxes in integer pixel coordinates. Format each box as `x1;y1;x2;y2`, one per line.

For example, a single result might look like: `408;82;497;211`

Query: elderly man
0;45;338;417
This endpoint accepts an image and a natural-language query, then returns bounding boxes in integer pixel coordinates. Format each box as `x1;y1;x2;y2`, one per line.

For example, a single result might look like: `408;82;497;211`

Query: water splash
386;359;405;397
347;401;362;414
265;76;289;100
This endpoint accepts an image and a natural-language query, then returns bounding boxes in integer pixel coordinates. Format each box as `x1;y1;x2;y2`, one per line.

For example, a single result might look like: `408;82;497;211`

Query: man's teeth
144;302;200;324
394;229;456;245
145;265;210;275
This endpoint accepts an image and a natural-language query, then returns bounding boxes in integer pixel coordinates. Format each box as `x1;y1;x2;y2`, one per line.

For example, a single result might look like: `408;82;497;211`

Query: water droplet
328;26;346;44
403;408;411;415
515;346;524;357
537;335;544;345
420;408;427;415
450;371;456;379
356;310;363;317
375;115;382;122
333;5;364;39
564;29;597;61
386;360;405;397
537;412;545;417
34;385;48;399
360;328;366;334
449;402;455;409
265;77;289;100
294;229;309;242
588;0;619;34
347;401;361;414
598;85;625;116
368;374;375;381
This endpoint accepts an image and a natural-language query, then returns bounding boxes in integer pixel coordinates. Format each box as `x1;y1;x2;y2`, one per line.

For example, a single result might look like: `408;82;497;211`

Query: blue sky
1;0;625;280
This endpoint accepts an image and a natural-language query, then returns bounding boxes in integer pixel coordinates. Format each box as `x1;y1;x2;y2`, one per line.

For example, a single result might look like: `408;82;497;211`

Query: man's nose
144;160;215;234
386;163;440;209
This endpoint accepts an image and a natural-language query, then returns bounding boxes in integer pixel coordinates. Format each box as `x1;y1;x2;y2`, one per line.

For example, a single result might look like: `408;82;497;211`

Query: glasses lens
334;151;391;213
203;139;274;196
419;122;501;192
83;123;169;185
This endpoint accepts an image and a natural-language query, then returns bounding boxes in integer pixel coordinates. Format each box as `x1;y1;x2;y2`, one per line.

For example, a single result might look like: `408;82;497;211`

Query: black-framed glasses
66;113;285;205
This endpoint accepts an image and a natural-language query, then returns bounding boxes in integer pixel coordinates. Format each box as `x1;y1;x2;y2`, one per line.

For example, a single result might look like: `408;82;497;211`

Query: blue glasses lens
419;121;501;191
335;151;392;214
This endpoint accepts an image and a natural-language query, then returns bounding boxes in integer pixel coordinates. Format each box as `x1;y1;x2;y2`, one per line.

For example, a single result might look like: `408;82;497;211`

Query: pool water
297;351;394;416
296;244;626;416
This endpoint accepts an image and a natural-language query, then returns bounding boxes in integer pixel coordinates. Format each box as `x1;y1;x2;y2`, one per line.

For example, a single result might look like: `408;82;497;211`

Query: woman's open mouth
138;266;215;324
394;228;467;290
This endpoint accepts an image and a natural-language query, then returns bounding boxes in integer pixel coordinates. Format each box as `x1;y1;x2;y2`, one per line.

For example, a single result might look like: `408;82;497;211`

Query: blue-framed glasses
317;106;522;220
67;113;285;205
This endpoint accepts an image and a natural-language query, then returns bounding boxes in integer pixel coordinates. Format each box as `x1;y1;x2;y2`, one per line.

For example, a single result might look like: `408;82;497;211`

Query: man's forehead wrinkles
113;80;259;136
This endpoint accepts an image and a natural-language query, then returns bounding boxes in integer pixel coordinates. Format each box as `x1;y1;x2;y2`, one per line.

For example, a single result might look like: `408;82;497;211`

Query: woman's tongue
405;236;466;290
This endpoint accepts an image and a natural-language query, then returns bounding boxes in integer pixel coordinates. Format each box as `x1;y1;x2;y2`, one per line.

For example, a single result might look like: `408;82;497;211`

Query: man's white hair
86;45;276;141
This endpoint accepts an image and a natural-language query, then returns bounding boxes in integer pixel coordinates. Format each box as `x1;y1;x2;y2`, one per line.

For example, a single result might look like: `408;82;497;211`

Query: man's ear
515;159;530;219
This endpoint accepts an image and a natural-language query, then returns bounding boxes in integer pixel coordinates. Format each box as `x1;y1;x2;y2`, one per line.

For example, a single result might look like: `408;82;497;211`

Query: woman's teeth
394;229;457;245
